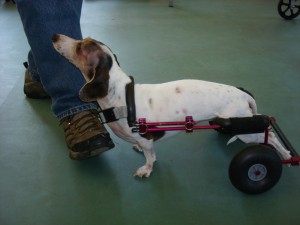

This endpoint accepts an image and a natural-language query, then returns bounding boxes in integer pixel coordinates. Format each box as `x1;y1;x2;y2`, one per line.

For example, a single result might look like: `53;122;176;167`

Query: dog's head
52;34;119;101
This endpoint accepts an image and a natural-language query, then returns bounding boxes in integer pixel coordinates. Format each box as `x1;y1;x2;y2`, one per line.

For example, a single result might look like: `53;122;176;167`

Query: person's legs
23;50;50;99
16;0;95;119
27;50;40;82
15;0;114;158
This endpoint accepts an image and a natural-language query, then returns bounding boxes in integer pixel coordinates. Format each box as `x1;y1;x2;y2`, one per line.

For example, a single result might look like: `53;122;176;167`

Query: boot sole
69;143;115;160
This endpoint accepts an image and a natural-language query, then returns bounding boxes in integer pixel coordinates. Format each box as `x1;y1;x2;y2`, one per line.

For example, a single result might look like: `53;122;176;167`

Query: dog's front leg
132;144;143;152
134;138;156;178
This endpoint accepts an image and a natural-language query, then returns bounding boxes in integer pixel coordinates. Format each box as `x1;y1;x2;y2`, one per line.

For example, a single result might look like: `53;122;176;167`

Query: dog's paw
132;144;143;152
134;165;152;178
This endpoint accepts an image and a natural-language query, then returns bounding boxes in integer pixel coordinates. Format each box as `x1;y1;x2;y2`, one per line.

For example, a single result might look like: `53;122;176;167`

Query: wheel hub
248;164;267;181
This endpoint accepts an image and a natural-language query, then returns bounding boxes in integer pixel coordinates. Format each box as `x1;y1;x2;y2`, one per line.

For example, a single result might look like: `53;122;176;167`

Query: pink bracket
185;116;195;132
135;116;217;135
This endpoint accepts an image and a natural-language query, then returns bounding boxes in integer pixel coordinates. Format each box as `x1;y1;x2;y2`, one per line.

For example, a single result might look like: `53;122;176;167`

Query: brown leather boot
23;62;50;99
60;110;115;160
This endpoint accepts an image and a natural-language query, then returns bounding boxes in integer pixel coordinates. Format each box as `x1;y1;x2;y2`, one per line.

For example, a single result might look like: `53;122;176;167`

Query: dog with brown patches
52;34;291;177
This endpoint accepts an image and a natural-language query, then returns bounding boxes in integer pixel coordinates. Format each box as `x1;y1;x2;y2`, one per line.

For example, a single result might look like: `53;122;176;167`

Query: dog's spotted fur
52;34;291;177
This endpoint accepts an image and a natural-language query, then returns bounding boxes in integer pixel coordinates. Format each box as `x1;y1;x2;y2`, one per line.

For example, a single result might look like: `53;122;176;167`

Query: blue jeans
15;0;98;120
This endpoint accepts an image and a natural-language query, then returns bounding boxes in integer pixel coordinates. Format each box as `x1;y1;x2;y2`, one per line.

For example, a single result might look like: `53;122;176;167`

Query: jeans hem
56;103;99;121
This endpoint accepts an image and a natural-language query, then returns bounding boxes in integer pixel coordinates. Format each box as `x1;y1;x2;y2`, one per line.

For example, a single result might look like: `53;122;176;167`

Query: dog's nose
52;34;60;43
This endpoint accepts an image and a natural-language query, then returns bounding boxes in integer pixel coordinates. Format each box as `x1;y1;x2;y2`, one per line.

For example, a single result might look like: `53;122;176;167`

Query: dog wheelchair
132;115;299;195
278;0;300;20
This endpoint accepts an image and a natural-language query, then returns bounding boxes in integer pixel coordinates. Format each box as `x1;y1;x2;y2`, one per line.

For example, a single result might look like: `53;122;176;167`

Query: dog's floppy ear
79;52;112;102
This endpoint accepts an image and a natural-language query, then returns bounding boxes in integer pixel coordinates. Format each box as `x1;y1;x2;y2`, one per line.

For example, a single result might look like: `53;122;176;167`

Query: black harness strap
126;76;136;127
98;76;136;127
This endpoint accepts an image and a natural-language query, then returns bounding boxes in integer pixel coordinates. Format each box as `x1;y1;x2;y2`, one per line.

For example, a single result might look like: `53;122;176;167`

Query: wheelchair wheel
229;144;282;194
278;0;300;20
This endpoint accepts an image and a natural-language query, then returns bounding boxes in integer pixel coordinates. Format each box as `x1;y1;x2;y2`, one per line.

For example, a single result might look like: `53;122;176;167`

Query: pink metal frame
134;116;300;166
136;116;220;134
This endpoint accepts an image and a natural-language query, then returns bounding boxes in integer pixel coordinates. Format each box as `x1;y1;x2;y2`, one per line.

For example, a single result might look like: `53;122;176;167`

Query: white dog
52;34;291;177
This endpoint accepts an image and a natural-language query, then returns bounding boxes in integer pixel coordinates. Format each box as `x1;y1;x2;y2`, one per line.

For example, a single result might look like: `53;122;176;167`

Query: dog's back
134;79;257;122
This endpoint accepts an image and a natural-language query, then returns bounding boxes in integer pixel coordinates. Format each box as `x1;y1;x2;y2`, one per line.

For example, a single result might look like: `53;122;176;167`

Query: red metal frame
133;116;300;166
136;116;221;134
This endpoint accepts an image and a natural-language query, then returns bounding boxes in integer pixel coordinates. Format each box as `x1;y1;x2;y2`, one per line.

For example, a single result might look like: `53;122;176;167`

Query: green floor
1;0;300;224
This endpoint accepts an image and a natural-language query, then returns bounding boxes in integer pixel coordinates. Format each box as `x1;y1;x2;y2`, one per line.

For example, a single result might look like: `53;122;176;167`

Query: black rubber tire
229;144;282;195
278;0;300;20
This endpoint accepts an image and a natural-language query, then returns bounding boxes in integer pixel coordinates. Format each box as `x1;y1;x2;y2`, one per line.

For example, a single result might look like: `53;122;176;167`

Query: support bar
270;117;298;157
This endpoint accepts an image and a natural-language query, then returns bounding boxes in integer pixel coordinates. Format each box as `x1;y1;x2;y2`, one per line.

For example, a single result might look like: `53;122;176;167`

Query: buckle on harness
99;106;128;123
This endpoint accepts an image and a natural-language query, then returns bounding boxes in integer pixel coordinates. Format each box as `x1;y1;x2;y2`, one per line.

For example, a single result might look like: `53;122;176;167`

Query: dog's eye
87;69;94;80
76;43;82;53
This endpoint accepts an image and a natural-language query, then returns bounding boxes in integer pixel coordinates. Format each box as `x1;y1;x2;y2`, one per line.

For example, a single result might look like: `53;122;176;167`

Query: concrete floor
1;0;300;225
